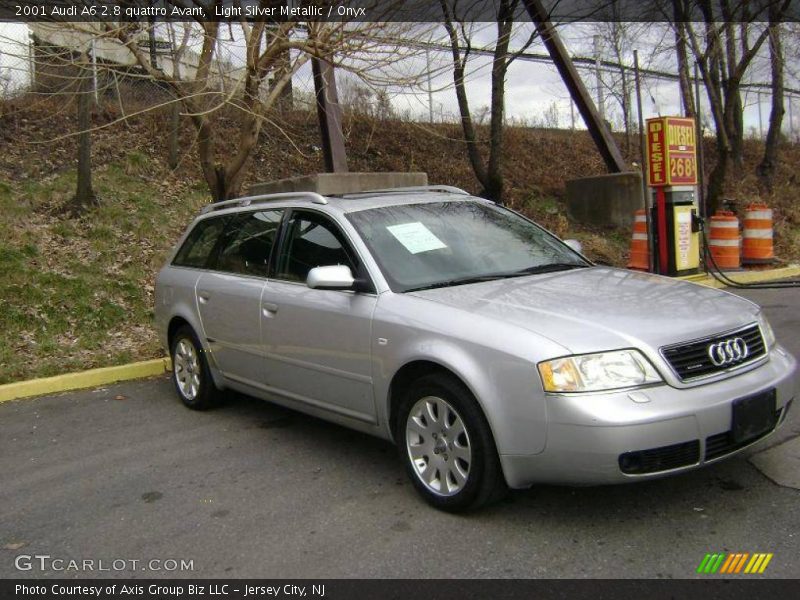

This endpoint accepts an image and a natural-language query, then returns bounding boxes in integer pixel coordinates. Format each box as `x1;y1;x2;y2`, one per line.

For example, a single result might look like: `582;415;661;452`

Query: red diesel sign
646;117;698;187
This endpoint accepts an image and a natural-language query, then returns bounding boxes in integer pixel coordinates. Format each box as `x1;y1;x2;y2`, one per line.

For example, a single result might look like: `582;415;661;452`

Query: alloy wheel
173;338;201;401
405;395;472;497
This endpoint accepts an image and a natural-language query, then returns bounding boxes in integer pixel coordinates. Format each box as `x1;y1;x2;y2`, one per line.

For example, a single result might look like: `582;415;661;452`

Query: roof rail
200;191;327;214
338;185;470;197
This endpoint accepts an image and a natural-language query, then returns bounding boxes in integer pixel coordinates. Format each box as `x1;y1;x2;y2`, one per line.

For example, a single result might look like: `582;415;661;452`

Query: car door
260;209;378;423
195;209;284;387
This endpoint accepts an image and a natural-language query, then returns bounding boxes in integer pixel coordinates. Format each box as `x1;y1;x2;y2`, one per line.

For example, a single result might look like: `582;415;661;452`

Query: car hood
409;267;760;355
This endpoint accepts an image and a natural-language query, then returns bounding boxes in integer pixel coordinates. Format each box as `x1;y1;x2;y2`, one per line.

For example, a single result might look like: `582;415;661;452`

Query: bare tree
440;0;537;204
757;11;785;185
71;52;97;215
672;8;695;117
18;2;422;203
591;20;651;155
166;22;192;170
679;0;790;212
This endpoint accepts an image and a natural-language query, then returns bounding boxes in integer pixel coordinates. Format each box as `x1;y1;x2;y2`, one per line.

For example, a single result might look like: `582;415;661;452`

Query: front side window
346;200;588;292
214;210;284;276
275;211;358;282
172;216;228;269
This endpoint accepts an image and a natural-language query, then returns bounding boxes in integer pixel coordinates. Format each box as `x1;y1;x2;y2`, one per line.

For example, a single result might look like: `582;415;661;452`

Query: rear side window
214;210;284;277
172;216;227;269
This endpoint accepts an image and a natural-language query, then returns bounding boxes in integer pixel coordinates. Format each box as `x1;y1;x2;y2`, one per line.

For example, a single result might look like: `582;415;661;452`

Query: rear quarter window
172;216;227;269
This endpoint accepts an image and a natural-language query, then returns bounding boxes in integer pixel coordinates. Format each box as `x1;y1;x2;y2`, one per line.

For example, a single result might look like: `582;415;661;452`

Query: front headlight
538;349;662;393
757;311;776;349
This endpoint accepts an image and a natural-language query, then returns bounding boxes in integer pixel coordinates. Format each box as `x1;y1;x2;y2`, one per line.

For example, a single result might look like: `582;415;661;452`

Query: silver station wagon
155;184;797;511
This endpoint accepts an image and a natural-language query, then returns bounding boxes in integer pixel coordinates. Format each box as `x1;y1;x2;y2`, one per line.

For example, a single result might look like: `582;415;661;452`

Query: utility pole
570;98;575;130
694;63;706;219
425;46;434;124
27;34;36;91
634;50;652;272
148;1;157;69
594;34;604;122
757;91;763;139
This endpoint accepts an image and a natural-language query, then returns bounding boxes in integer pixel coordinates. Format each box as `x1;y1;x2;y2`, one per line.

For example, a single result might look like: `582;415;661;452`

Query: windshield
346;200;589;292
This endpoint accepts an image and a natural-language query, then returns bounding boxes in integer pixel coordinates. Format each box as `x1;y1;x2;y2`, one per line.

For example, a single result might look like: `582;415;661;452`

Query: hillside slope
0;96;798;383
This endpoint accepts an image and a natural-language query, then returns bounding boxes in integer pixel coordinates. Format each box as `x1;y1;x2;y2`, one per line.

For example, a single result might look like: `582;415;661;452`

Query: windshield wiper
513;262;589;275
404;263;589;293
404;273;514;292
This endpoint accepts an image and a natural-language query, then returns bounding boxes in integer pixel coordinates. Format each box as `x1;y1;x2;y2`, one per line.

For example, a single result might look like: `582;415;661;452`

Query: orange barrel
627;209;650;271
707;210;741;269
742;203;774;263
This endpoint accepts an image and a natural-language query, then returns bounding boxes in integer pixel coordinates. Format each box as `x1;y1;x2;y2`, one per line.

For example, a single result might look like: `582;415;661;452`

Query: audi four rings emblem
707;337;749;366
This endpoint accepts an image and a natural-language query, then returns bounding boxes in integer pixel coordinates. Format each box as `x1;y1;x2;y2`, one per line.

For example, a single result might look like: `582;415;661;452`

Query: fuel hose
699;219;800;289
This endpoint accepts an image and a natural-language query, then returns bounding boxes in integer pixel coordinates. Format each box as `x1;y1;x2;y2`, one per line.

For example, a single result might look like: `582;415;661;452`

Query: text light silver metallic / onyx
707;337;749;367
155;187;798;509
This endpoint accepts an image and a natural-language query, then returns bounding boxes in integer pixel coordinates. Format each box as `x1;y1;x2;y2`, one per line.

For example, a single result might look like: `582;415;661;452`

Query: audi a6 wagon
155;185;797;511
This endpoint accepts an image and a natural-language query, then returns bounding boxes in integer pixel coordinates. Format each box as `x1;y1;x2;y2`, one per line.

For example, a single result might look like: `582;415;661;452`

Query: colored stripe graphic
719;554;736;574
712;554;726;573
734;553;749;573
697;554;712;573
759;554;774;573
698;553;773;574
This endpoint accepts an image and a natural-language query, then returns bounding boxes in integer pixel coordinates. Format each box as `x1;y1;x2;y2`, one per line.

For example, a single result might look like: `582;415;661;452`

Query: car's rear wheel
170;325;221;410
396;373;507;512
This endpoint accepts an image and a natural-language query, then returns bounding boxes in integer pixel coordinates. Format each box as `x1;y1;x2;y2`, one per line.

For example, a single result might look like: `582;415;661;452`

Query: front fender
371;294;562;456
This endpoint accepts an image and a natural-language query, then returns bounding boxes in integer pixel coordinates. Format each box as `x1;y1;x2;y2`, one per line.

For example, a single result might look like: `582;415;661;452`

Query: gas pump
645;117;701;276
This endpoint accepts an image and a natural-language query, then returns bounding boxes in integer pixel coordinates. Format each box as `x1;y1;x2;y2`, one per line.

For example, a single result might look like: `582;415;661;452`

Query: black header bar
3;579;800;600
2;0;800;23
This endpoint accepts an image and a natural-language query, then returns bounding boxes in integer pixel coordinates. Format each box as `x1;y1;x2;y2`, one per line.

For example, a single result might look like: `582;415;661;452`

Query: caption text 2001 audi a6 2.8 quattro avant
154;185;797;511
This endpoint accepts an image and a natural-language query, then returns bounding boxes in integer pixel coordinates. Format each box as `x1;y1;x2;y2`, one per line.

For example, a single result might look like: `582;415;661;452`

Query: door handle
262;302;279;316
198;292;210;304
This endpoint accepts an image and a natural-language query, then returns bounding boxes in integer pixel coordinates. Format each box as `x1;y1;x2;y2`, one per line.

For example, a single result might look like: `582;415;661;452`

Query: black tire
395;373;508;512
170;325;222;410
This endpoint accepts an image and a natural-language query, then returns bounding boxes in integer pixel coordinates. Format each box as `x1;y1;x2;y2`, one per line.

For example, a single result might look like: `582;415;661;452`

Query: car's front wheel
396;373;507;512
170;325;222;410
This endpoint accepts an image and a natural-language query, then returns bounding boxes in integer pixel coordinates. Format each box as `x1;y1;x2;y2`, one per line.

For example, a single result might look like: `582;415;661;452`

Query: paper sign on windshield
387;222;447;254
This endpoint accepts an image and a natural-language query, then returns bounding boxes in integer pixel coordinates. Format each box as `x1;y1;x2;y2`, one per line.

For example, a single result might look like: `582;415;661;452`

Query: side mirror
564;239;583;254
306;265;355;290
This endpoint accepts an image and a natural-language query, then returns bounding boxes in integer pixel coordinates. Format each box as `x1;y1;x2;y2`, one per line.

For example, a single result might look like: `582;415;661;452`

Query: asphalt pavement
1;285;799;579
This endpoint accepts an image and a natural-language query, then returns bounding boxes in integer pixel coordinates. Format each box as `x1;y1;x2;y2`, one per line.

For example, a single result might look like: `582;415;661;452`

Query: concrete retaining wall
566;172;644;228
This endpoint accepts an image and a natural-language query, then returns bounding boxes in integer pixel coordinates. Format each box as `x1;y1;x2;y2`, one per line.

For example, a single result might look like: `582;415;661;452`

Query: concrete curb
678;264;800;289
0;358;171;404
1;264;797;405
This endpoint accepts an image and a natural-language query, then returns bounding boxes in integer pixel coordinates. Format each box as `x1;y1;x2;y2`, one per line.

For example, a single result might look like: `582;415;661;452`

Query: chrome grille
661;324;766;381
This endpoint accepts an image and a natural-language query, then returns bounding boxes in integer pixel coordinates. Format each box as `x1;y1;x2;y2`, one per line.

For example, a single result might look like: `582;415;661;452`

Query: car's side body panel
195;272;267;386
259;279;379;423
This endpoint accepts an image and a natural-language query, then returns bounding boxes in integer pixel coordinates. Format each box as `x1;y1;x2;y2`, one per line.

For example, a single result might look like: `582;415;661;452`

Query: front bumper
500;345;798;488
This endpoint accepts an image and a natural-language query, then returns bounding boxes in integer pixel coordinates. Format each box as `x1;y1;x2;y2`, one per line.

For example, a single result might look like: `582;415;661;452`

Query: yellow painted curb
678;265;800;289
0;358;172;404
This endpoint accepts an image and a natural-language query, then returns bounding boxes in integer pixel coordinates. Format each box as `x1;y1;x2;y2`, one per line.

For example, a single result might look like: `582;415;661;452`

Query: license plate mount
732;389;777;444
